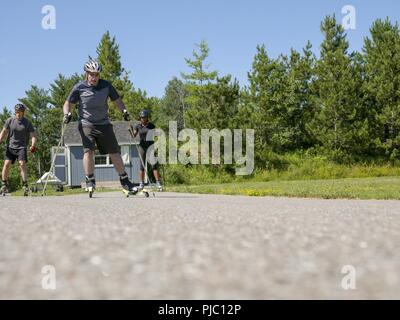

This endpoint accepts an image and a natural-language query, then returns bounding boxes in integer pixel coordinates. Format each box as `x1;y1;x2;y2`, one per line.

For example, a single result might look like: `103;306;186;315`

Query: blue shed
52;121;142;188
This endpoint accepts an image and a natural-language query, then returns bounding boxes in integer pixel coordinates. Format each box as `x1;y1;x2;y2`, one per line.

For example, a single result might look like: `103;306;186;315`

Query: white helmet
84;59;102;73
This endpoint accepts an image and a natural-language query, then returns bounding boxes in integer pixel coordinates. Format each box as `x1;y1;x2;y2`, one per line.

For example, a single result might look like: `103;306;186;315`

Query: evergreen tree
308;15;368;161
363;18;400;161
247;44;287;155
95;31;134;120
181;40;218;85
160;77;188;130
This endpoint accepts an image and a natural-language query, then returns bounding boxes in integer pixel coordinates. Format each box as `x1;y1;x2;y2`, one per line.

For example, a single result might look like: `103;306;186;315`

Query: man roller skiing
63;59;138;197
0;104;37;196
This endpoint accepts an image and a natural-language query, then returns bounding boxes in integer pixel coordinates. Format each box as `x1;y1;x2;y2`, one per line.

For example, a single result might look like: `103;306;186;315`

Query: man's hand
63;112;72;124
30;146;37;153
123;109;130;121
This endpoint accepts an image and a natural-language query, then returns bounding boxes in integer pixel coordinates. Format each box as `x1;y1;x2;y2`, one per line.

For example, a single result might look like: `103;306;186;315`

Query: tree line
1;15;400;180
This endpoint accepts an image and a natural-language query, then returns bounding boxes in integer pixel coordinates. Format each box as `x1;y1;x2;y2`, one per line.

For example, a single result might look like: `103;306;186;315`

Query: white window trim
94;154;112;168
94;145;131;168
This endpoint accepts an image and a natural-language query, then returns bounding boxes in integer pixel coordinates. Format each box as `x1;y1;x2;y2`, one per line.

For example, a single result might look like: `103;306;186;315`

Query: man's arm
133;123;140;137
30;132;37;147
63;100;74;124
112;98;127;113
112;98;130;121
0;128;8;144
63;100;73;116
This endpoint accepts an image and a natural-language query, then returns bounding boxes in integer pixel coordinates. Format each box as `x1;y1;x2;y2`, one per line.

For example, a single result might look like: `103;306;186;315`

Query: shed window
94;155;108;166
93;146;130;167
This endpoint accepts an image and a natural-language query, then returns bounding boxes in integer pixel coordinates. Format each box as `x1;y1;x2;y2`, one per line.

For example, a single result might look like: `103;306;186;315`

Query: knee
19;161;27;169
3;161;12;169
84;150;94;157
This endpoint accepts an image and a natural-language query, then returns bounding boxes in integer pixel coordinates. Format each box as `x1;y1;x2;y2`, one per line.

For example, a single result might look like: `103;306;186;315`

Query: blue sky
1;0;399;109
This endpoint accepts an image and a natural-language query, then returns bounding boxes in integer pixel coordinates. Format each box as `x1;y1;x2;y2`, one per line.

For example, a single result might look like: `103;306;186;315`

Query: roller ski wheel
88;186;94;198
1;185;9;197
122;187;139;198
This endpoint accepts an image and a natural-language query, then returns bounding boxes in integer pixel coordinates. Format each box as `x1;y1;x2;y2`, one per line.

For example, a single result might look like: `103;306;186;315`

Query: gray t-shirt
67;79;120;126
4;117;35;149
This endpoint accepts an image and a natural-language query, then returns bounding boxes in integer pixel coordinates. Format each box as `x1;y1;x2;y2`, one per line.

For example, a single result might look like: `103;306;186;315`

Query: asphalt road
0;191;399;299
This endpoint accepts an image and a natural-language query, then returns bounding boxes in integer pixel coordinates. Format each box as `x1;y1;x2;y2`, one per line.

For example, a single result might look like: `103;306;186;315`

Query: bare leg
2;160;12;181
109;153;125;175
139;170;145;183
83;150;95;176
153;169;160;182
18;160;28;182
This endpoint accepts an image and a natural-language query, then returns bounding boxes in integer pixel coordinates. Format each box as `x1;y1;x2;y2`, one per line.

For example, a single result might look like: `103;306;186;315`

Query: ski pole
41;122;67;196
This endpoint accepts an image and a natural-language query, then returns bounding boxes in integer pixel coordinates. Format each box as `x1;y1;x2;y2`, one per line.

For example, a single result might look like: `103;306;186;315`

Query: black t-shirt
4;117;35;149
67;79;120;125
134;122;156;148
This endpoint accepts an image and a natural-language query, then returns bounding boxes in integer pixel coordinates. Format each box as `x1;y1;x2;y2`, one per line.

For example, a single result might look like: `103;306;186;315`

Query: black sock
86;174;95;183
119;172;128;180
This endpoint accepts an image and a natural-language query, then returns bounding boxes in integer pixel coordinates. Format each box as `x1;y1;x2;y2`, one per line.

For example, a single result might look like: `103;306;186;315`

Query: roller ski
137;182;151;198
1;181;10;197
140;180;163;196
120;173;139;198
85;175;96;198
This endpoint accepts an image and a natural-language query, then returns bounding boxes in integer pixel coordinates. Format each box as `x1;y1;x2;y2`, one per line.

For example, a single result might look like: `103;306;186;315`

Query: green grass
167;176;400;200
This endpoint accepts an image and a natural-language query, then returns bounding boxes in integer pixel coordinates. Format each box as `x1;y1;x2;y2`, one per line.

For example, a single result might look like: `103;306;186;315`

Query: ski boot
1;181;9;196
85;174;96;198
120;173;139;197
22;182;29;197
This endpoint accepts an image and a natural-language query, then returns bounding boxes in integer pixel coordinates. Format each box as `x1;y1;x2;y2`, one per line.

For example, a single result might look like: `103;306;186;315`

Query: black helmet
139;109;150;118
14;103;27;113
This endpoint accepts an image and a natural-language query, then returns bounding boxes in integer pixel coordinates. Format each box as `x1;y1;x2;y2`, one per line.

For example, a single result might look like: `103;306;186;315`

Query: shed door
51;146;67;183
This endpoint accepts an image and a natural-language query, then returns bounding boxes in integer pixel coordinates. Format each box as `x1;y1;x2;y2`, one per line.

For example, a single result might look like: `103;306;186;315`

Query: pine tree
160;77;188;130
247;44;287;155
308;15;367;161
95;31;134;120
185;75;240;130
363;18;400;161
181;40;218;85
96;31;124;80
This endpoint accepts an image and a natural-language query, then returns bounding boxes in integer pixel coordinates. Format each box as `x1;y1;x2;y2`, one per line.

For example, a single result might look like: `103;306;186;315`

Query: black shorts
78;123;120;155
138;145;159;171
5;147;28;164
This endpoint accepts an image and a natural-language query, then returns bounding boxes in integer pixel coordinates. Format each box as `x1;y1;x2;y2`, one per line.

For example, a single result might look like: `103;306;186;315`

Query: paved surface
0;191;399;299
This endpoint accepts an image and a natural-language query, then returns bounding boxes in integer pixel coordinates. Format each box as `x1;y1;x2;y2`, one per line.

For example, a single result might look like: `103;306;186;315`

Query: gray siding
69;145;140;187
51;147;67;183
